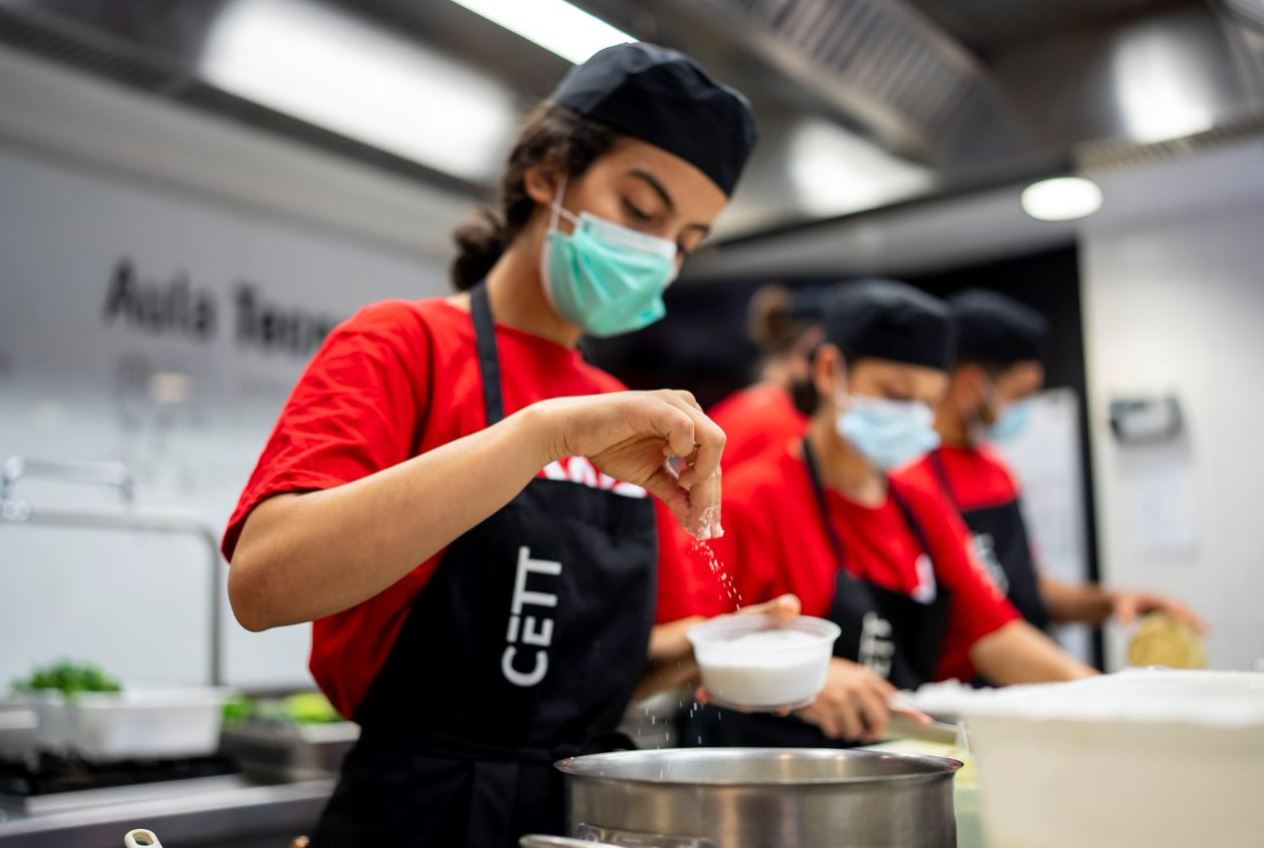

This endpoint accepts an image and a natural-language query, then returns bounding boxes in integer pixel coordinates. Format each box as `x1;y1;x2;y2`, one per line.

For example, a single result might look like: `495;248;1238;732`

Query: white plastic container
687;613;840;710
911;670;1264;848
0;702;40;764
4;690;74;754
69;688;231;761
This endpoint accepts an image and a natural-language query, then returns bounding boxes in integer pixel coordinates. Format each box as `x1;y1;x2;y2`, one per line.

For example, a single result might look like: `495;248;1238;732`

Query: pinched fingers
651;391;724;488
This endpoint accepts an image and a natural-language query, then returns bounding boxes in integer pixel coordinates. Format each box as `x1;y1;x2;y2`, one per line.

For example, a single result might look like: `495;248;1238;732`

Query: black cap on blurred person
552;42;758;196
822;279;954;371
949;290;1049;368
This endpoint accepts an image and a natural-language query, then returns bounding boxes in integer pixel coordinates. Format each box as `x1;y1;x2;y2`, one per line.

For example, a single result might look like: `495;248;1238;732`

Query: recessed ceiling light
203;0;517;182
1021;177;1103;222
448;0;632;64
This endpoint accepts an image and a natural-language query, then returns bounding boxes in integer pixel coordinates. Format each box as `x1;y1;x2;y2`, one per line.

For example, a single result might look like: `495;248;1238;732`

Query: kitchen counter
0;774;332;848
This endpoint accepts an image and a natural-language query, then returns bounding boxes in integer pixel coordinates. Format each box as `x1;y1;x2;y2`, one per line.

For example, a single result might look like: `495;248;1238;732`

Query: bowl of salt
687;613;841;711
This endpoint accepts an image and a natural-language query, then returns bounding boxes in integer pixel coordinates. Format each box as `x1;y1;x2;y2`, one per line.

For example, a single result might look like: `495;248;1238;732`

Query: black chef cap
950;290;1049;368
551;42;757;196
822;279;954;371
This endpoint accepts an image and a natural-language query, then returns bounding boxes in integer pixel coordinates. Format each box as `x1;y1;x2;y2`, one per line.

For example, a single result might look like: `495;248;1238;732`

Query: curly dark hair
449;102;619;290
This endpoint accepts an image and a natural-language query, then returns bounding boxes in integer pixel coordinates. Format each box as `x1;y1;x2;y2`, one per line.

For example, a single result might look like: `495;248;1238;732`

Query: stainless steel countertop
0;775;333;847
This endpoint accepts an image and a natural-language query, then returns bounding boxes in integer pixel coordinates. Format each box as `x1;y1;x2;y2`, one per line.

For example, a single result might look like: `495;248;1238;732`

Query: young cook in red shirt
901;289;1206;641
221;44;794;848
709;284;819;471
692;280;1095;748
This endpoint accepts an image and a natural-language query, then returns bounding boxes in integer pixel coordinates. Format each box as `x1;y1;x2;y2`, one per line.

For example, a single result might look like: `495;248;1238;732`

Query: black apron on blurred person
312;283;657;848
928;448;1049;631
683;438;951;748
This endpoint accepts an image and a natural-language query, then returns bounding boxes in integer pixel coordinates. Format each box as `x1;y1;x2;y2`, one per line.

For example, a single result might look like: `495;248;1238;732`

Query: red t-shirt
709;384;808;472
900;445;1022;512
223;298;708;718
706;447;1019;681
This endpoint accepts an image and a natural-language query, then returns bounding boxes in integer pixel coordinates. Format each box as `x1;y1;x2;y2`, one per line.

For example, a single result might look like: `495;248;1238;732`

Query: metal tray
219;721;358;783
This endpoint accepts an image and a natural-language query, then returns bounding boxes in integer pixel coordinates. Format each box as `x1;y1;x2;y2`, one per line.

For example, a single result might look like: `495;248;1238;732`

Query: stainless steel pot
553;747;961;848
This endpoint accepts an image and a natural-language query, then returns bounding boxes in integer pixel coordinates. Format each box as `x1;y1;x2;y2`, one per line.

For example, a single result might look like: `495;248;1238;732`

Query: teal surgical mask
838;394;940;470
540;180;677;337
987;399;1033;442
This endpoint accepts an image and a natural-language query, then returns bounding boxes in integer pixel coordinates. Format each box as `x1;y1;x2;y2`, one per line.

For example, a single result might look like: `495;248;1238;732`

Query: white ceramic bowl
687;613;841;711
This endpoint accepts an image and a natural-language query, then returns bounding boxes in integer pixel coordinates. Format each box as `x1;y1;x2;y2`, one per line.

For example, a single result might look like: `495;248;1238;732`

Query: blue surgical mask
987;399;1033;442
838;394;940;470
541;181;677;337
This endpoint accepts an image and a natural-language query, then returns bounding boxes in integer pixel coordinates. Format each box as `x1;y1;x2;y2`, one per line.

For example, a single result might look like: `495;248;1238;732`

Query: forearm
229;407;551;630
970;620;1098;685
1041;573;1114;625
633;617;703;701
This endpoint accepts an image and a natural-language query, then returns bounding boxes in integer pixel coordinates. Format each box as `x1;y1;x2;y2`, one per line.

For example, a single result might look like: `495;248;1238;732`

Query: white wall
1081;140;1264;671
0;52;462;689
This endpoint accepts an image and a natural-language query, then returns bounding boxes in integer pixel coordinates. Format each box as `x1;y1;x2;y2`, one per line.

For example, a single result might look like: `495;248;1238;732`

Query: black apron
312;283;658;848
682;438;951;748
928;448;1049;631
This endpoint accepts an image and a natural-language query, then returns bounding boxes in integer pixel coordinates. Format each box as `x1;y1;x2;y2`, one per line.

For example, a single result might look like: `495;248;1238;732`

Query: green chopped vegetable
284;692;341;724
221;692;341;725
221;695;259;724
12;661;122;696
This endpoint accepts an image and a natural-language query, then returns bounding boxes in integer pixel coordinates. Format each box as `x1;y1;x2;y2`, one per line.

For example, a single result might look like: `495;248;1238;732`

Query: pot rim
555;747;963;787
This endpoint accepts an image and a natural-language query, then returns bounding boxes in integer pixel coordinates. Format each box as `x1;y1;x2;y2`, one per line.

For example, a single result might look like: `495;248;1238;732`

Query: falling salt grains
691;538;744;611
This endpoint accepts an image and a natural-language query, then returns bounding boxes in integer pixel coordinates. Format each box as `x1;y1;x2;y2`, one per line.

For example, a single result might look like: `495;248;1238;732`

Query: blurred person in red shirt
900;290;1205;649
687;280;1095;748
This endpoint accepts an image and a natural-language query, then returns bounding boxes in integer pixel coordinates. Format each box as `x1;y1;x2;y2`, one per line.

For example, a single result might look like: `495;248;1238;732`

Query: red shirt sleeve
222;301;430;559
901;482;1020;680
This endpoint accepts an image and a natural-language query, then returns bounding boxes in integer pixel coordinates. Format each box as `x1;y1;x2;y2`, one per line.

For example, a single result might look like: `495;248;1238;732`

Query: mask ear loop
964;369;996;444
549;175;566;231
539;174;570;315
549;174;580;232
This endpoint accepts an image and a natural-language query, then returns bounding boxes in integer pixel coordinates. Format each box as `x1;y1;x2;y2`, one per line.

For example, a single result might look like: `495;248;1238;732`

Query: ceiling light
788;120;935;218
448;0;631;64
202;0;517;182
1111;23;1216;145
1021;177;1103;222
